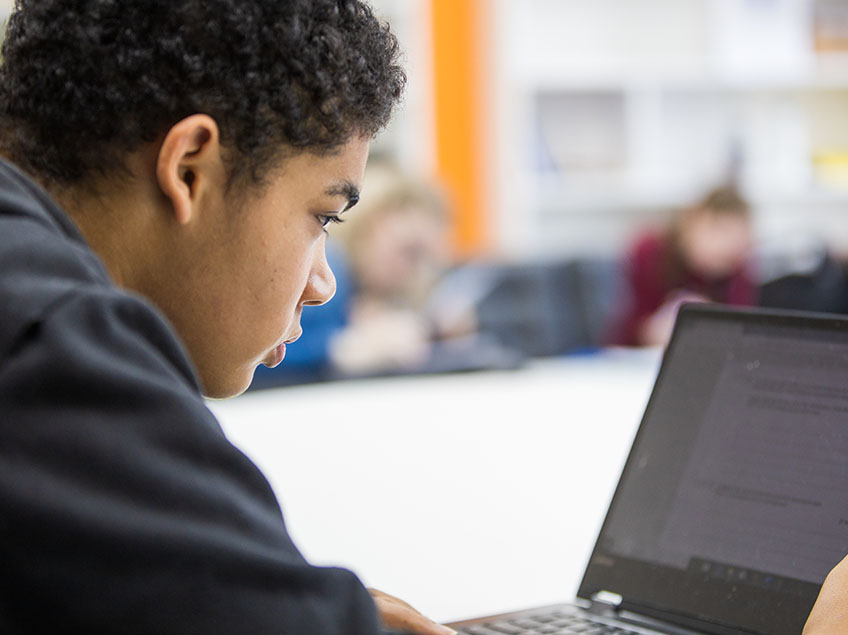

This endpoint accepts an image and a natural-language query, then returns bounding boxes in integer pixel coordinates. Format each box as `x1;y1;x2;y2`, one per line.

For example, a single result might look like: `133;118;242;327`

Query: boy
0;1;452;633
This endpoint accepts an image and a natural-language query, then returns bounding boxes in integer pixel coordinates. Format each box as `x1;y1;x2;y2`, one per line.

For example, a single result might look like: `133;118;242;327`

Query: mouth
285;330;303;345
262;331;303;369
264;343;287;369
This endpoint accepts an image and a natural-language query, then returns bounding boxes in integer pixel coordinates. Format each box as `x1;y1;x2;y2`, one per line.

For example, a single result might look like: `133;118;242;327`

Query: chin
200;370;254;400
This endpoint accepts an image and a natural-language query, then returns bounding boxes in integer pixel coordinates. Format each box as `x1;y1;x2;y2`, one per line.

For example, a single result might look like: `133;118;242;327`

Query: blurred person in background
327;161;455;376
254;160;465;385
610;185;756;347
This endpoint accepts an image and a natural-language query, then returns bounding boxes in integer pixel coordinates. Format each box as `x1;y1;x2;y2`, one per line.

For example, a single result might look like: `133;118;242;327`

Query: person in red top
612;186;756;347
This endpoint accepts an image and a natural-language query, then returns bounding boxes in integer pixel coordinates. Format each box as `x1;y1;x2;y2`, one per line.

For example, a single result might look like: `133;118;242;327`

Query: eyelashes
318;214;346;228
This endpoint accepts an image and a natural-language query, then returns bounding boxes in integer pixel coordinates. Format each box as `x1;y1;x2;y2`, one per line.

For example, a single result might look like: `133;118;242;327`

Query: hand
368;588;457;634
804;554;848;634
638;291;709;347
330;307;431;375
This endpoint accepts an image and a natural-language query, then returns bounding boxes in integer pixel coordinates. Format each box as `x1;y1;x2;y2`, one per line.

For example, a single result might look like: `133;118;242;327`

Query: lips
263;331;302;369
286;330;303;345
266;343;286;368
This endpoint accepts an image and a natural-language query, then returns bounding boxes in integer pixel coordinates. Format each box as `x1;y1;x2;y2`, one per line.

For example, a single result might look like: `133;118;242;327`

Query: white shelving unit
488;0;848;262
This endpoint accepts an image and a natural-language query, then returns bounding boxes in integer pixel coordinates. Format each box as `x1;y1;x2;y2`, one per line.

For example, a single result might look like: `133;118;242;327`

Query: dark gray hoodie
0;158;385;634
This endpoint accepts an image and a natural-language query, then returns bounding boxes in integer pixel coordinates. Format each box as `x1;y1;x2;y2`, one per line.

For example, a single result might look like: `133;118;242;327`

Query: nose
301;240;336;307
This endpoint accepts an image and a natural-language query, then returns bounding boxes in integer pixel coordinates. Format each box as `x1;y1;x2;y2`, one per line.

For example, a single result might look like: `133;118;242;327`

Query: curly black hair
0;0;406;186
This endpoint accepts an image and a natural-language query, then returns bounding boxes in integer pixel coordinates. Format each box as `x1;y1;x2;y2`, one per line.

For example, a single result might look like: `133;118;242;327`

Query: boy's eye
318;214;345;228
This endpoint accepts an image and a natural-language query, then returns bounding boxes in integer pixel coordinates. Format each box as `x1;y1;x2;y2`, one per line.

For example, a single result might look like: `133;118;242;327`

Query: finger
368;588;417;612
379;604;456;635
370;594;456;635
804;555;848;634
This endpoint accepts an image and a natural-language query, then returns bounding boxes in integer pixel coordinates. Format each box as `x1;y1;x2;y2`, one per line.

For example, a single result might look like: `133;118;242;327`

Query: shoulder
625;232;670;287
10;283;201;392
628;231;666;264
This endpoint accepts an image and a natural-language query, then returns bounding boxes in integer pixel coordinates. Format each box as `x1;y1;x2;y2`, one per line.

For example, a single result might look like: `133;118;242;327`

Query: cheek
249;240;314;323
710;228;749;268
278;241;319;302
694;238;745;277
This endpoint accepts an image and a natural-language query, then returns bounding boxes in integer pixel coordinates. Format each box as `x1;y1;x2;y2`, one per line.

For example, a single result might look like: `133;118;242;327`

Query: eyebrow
324;180;360;212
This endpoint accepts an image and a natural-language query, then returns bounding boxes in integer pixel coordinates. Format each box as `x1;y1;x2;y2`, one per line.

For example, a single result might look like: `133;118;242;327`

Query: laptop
447;303;848;635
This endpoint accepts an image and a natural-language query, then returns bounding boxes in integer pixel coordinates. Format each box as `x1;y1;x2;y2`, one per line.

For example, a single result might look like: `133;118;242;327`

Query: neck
50;163;170;295
53;184;132;287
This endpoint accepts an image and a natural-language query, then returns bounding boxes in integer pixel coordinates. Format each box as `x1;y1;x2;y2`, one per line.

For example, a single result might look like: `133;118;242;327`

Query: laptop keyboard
454;608;643;634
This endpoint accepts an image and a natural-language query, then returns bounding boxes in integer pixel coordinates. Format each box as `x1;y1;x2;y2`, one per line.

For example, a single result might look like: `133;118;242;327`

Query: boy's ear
155;114;223;225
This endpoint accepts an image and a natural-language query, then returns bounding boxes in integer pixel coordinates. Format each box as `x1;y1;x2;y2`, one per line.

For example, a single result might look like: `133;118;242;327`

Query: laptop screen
579;304;848;635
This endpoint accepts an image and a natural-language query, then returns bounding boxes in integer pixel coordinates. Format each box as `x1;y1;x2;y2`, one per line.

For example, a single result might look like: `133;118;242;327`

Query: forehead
705;213;749;231
280;137;370;195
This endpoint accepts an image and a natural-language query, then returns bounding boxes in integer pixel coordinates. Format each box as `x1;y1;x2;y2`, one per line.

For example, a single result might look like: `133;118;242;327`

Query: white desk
208;348;662;624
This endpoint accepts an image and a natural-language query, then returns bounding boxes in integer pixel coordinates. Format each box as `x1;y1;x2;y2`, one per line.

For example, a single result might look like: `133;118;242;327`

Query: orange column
430;0;489;257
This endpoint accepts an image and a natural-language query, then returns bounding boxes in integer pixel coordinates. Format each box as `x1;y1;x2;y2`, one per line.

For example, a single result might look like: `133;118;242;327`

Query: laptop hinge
588;590;623;616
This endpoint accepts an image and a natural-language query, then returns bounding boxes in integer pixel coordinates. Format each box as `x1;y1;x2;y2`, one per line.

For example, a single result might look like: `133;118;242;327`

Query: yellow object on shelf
813;151;848;189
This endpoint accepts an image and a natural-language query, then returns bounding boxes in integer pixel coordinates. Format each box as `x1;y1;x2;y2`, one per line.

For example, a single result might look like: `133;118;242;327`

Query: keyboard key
510;618;545;629
461;626;504;635
551;619;580;628
532;614;558;624
487;622;525;634
457;608;649;635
